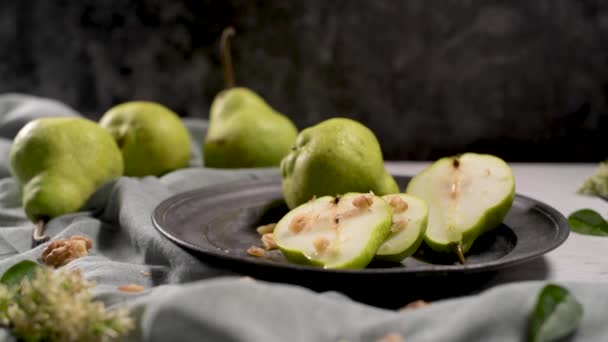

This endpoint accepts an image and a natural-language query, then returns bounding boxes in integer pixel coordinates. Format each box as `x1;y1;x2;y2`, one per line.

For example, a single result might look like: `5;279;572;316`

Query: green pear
273;193;393;269
375;194;428;262
203;87;298;168
203;27;298;168
9;117;123;223
281;117;399;209
99;101;191;177
406;153;515;263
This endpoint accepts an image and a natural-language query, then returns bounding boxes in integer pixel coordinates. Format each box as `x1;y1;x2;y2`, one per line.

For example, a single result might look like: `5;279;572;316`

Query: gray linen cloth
0;93;605;342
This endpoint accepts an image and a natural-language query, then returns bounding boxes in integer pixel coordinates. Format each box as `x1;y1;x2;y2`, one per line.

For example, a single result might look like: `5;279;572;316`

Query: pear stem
220;26;236;89
32;220;49;246
453;244;466;265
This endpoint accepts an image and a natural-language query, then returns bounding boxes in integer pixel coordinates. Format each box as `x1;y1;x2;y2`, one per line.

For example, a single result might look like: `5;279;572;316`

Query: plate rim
152;176;570;275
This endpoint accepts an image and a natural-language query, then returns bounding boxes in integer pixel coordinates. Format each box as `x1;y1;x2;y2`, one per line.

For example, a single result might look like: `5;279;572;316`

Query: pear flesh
375;194;428;262
406;153;515;260
273;193;393;269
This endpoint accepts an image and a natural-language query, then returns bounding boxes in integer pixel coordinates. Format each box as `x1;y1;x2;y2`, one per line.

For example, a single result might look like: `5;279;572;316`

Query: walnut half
40;235;93;268
261;233;278;250
247;246;265;257
376;333;404;342
399;299;430;311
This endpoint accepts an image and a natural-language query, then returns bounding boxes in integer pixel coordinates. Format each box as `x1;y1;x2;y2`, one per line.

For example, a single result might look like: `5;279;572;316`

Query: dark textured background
1;0;607;161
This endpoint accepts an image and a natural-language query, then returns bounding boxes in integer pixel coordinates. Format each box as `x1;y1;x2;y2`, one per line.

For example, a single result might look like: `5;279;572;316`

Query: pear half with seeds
406;153;515;263
273;193;393;269
375;194;429;262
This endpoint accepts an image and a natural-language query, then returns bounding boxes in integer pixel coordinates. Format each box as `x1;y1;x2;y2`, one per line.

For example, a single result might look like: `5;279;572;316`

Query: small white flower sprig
0;260;134;342
578;160;608;198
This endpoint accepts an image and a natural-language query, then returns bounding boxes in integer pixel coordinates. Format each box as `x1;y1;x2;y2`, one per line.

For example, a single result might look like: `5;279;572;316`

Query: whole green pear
203;87;298;168
281;117;399;209
99;101;191;177
9;117;123;223
202;27;298;168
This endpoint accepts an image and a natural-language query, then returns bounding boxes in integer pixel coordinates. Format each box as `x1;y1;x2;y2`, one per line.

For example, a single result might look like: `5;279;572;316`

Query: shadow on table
335;260;549;309
482;256;550;288
186;253;551;310
311;257;550;309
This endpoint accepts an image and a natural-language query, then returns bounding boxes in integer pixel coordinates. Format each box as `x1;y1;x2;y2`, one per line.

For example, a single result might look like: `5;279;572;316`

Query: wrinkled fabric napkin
0;93;605;342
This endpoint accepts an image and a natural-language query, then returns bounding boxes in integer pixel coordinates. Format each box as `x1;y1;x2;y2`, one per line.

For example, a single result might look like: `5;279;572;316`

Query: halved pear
375;194;428;262
406;153;515;263
273;193;393;269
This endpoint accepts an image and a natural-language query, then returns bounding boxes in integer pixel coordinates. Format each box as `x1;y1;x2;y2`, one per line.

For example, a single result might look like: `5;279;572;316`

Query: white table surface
386;161;608;285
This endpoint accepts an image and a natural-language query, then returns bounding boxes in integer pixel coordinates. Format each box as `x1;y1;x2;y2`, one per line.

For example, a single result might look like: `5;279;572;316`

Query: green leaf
529;284;583;342
568;209;608;236
0;260;41;287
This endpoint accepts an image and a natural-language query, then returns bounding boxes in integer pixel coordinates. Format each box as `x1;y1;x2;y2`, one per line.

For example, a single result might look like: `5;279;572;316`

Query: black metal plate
152;175;569;306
